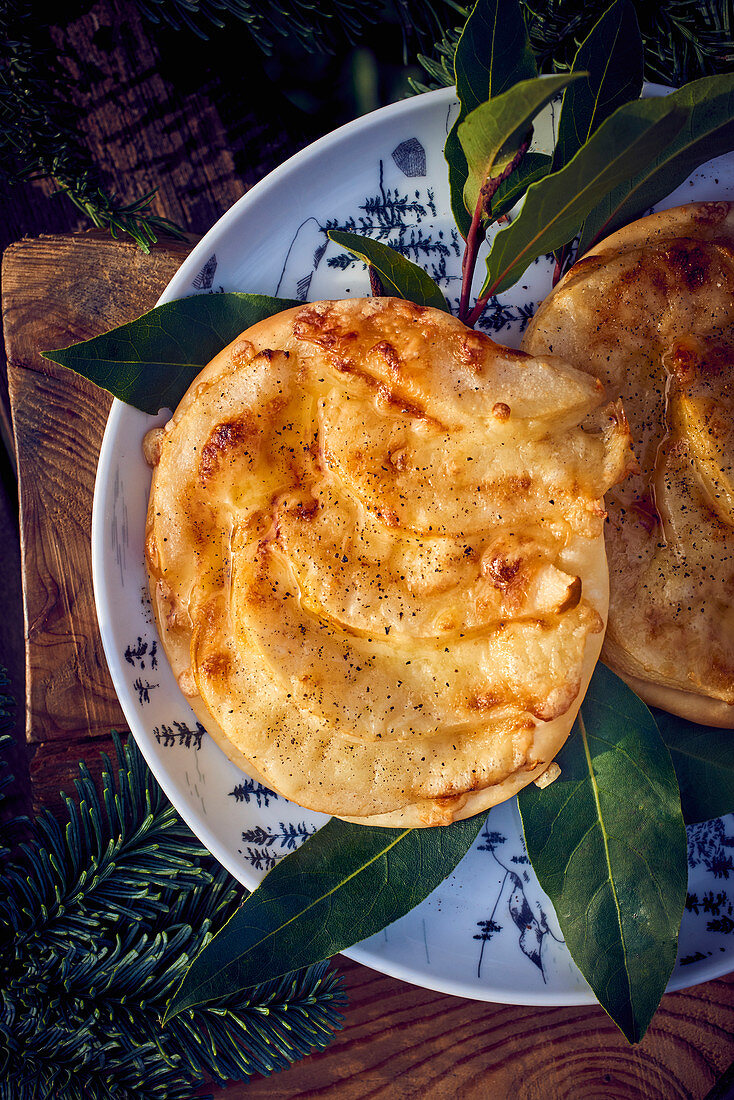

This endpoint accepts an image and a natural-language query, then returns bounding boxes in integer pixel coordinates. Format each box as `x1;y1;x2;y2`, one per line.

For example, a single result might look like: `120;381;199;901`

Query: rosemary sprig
0;0;186;252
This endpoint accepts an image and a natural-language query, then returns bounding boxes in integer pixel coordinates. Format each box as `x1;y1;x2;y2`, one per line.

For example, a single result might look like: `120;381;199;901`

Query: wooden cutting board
2;232;733;1100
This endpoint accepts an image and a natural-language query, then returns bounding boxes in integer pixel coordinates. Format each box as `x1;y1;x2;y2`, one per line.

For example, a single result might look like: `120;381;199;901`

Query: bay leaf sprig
549;0;644;279
578;71;734;255
43;292;300;415
449;0;647;315
446;0;537;240
164;812;487;1020
456;71;583;321
472;93;686;310
518;663;688;1045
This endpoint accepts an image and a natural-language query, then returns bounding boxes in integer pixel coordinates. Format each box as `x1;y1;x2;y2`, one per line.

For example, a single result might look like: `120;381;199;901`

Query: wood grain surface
3;233;733;1100
2;232;190;808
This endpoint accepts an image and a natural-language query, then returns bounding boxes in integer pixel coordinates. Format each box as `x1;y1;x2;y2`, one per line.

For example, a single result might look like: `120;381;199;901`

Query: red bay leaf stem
459;137;531;327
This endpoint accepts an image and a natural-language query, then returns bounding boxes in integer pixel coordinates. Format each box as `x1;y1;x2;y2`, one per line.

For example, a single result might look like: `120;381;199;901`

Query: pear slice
294;297;604;431
319;386;630;539
232;534;602;742
666;337;734;524
274;482;582;638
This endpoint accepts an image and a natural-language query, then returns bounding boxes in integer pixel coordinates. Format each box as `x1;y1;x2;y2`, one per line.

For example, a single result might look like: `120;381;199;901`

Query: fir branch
132;0;461;58
0;731;346;1097
133;0;370;51
523;0;734;84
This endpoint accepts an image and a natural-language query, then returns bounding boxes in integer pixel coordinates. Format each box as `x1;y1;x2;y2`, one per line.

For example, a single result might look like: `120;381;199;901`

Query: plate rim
91;83;734;1008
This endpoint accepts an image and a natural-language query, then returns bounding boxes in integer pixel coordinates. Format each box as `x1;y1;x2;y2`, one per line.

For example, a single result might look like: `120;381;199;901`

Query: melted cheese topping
145;297;631;824
524;202;734;726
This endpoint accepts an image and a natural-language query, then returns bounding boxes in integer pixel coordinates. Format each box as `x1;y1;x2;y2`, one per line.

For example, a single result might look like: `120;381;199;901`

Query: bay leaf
578;73;734;254
518;663;688;1044
652;708;734;825
327;230;450;310
491;152;552;220
459;73;582;222
164;812;486;1019
43;292;300;415
480;95;687;298
551;0;643;173
446;0;537;239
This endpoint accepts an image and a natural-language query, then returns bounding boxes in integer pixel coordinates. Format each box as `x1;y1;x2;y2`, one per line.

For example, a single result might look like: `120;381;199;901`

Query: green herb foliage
479;93;687;297
527;0;733;89
165;812;486;1019
459;72;581;221
446;0;537;239
578;72;734;254
43;292;300;415
550;0;643;172
518;663;688;1044
0;730;345;1099
416;1;734;95
653;708;734;825
327;230;450;310
132;0;370;50
0;1;187;253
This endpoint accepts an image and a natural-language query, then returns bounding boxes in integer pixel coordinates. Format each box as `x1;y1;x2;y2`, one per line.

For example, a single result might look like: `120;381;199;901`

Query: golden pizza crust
524;202;734;727
145;297;631;824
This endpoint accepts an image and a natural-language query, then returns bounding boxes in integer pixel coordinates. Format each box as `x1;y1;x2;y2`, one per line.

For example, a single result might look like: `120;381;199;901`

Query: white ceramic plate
93;86;734;1005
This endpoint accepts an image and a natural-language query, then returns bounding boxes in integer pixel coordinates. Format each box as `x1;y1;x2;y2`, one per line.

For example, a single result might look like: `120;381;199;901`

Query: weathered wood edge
2;233;191;808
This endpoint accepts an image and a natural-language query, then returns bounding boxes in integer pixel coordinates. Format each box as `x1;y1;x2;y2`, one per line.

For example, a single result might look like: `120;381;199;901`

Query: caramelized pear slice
666;337;734;524
319;388;630;539
275;483;582;638
294;297;604;431
232;535;602;742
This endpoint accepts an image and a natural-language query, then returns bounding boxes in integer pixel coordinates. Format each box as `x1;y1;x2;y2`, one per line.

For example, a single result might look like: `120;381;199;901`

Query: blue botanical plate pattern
92;87;734;1005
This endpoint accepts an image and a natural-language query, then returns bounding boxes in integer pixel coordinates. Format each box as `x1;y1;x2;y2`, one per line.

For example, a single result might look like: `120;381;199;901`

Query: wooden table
3;232;734;1100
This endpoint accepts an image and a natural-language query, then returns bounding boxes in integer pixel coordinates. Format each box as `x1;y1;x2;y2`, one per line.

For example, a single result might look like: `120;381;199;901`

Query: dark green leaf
491;152;552;220
42;292;300;415
453;0;537;113
518;663;688;1044
327;230;450;310
459;73;582;222
652;708;734;825
446;0;537;238
480;96;687;297
164;812;487;1019
552;0;643;173
579;73;734;254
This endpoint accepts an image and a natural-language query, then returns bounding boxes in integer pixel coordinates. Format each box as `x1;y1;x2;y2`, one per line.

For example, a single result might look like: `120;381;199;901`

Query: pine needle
0;724;346;1098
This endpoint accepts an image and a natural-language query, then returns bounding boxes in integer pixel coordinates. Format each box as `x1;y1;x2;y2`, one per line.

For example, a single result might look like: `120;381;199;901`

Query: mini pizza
144;297;632;825
523;201;734;728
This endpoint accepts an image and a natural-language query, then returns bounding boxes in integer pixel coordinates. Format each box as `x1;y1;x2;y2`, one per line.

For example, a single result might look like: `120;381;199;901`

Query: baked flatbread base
524;202;734;728
146;298;630;824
